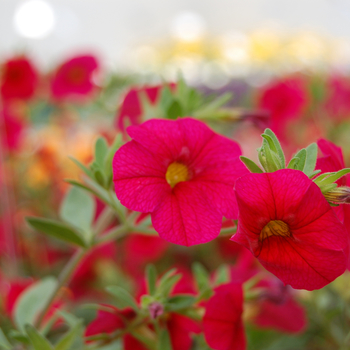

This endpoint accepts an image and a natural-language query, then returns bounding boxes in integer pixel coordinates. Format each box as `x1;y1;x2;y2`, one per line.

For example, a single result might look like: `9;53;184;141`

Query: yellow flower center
166;162;189;188
260;220;291;241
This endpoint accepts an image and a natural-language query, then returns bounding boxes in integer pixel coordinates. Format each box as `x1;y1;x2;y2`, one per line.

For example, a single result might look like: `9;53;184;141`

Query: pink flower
203;283;246;350
115;84;176;131
232;169;348;290
257;77;307;139
113;118;247;246
1;56;38;101
51;54;99;100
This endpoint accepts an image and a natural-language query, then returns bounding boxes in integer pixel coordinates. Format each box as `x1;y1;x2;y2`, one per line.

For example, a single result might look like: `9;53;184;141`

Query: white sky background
1;0;350;68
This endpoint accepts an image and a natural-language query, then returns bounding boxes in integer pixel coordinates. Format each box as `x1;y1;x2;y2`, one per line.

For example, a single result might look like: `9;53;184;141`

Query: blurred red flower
0;56;38;101
203;283;246;350
257;77;308;139
51;54;99;100
325;76;350;120
115;84;176;131
0;107;25;151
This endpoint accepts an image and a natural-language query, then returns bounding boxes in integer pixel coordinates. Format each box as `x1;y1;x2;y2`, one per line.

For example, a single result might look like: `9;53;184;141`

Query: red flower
85;308;147;350
325;75;350;120
51;55;99;100
115;84;176;131
1;56;38;100
0;107;25;150
257;77;307;138
253;278;307;333
203;283;246;350
232;169;348;290
113;118;247;246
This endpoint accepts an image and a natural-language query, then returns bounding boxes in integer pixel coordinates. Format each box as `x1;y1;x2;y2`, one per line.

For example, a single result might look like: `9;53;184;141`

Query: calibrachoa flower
113;117;248;246
115;84;176;131
232;169;349;290
325;75;350;120
0;56;38;100
203;283;246;350
257;77;307;138
0;107;25;150
51;54;99;100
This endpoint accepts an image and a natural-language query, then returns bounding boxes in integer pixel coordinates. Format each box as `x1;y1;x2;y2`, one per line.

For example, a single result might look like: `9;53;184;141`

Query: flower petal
151;182;222;246
113;140;169;212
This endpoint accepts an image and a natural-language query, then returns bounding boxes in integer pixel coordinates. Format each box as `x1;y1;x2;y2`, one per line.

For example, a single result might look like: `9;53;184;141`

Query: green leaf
320;183;338;194
95;137;109;169
64;179;109;203
293;149;307;171
94;168;106;187
213;265;230;286
166;295;195;311
192;263;210;292
308;169;322;179
240;156;263;173
158;274;182;297
264;129;286;168
26;217;87;248
287;157;299;169
146;264;157;296
158;329;173;350
200;92;232;112
14;277;58;333
55;322;83;350
59;187;95;233
8;330;30;345
106;286;138;311
303;143;318;176
69;157;93;178
0;328;11;349
317;168;350;186
167;100;183;119
159;85;174;112
25;325;53;350
261;134;277;153
56;311;82;328
104;134;123;177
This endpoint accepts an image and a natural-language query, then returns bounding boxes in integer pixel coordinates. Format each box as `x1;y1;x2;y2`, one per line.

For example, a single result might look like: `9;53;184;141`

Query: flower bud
324;186;350;204
148;301;164;319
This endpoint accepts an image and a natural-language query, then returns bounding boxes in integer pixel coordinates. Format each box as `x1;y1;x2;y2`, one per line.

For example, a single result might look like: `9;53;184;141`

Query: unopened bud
148;302;164;319
324;186;350;204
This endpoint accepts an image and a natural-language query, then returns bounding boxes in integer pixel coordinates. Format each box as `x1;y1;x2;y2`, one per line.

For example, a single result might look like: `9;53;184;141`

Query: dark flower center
260;220;291;241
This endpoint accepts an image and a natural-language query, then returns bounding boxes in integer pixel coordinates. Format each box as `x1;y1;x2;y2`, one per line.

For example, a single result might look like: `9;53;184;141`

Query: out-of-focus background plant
1;1;350;349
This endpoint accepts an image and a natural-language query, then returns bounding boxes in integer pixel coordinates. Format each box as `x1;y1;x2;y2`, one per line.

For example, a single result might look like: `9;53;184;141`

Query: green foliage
14;277;58;333
25;325;53;350
59;187;95;241
54;322;84;350
240;156;263;173
26;217;87;247
146;264;157;296
158;329;173;350
0;328;12;350
106;286;139;311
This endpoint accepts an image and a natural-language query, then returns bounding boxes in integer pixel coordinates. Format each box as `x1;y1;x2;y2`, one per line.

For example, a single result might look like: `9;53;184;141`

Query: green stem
219;226;237;236
35;248;86;328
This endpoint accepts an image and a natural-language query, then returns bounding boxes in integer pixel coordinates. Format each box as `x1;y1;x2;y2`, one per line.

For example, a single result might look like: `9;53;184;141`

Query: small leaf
213;265;230;286
64;179;109;203
26;217;87;248
95;137;109;169
167;100;183;119
293;149;307;171
8;330;30;344
318;168;350;186
166;295;195;311
0;328;11;349
25;325;53;350
94;169;106;187
320;183;338;194
240;156;263;173
146;264;157;296
308;169;322;179
192;263;210;292
56;311;82;328
303;143;318;176
158;274;182;297
14;277;58;333
59;187;95;233
55;322;83;350
106;286;138;311
158;329;173;350
159;85;174;112
287;157;299;169
264;129;286;168
261;134;277;153
69;157;93;178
